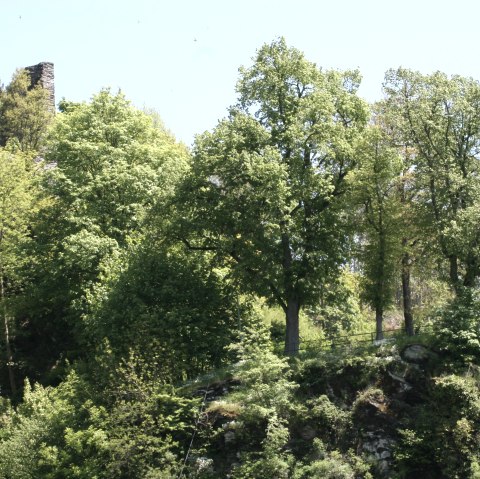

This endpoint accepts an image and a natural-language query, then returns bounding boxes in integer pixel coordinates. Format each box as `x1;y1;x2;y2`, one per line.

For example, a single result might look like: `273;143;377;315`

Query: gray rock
387;369;412;392
401;344;437;364
361;431;396;478
224;430;236;444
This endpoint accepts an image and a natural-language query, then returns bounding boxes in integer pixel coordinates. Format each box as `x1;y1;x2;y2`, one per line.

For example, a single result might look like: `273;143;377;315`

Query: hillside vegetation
1;39;480;478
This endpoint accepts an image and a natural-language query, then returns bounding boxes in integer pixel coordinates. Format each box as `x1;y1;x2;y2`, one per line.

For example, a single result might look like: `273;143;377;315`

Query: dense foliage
1;39;480;477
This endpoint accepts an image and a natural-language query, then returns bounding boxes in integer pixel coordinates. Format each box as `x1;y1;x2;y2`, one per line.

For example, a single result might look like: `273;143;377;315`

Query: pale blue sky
1;0;479;145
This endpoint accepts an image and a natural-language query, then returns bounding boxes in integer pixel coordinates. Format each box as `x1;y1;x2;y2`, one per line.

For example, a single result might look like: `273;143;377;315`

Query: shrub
434;289;480;366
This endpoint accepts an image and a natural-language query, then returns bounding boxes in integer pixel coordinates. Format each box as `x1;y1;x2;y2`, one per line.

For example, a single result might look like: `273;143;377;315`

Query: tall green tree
350;126;402;339
374;103;426;336
383;69;480;292
0;149;39;394
397;147;419;336
177;39;368;354
0;69;54;152
20;90;189;375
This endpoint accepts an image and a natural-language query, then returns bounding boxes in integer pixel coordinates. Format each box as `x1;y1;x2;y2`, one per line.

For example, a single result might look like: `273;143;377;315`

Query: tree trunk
284;297;300;355
280;229;300;355
0;274;16;396
449;255;460;292
375;306;384;341
463;255;478;288
374;226;386;341
402;252;414;336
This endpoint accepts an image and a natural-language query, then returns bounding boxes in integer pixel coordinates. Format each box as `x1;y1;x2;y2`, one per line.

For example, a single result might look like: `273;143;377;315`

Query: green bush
0;361;198;479
434;289;480;366
395;374;480;478
293;439;372;479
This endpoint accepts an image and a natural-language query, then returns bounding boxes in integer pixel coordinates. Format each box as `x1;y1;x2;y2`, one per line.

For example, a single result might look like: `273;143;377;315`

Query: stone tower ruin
25;62;55;109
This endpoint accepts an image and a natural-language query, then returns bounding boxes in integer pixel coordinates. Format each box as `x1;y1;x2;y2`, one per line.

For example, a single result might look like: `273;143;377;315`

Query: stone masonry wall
25;62;55;109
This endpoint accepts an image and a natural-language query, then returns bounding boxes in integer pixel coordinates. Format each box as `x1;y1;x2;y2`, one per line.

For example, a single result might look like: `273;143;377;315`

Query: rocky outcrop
352;344;439;477
353;388;397;477
188;344;442;478
361;430;396;477
401;343;438;365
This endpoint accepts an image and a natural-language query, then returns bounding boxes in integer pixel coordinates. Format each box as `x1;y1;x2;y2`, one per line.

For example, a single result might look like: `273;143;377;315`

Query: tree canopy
178;38;368;354
383;69;480;290
0;69;53;152
2;40;480;479
18;90;190;376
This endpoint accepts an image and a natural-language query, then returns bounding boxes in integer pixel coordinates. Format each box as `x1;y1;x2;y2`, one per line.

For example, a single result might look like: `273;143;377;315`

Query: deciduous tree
20;90;189;374
0;69;53;152
177;39;368;354
0;149;38;394
349;126;403;339
383;69;480;292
